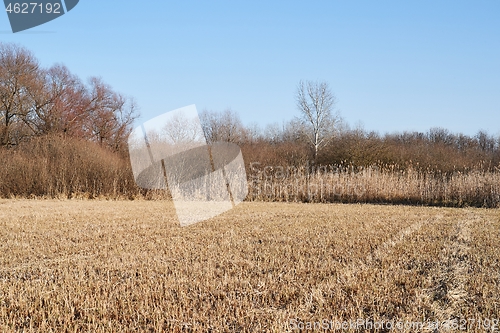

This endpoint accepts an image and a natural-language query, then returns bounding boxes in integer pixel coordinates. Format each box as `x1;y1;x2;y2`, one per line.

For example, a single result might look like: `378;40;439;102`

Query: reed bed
1;135;499;208
247;164;500;208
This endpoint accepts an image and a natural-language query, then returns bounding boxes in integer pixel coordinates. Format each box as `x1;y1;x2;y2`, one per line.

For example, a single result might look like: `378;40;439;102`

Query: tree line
201;113;500;175
1;42;499;202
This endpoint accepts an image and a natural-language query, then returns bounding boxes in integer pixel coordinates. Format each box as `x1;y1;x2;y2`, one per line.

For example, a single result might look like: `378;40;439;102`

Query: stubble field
0;200;499;332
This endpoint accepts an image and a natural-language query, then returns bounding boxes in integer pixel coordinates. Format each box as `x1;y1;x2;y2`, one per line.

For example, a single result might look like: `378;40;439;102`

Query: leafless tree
162;109;205;147
27;64;87;137
0;42;139;153
0;43;41;146
296;80;337;161
199;108;245;144
84;77;138;152
244;122;262;144
476;130;496;152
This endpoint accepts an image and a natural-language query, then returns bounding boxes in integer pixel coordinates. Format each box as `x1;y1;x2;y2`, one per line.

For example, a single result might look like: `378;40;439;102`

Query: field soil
0;200;499;332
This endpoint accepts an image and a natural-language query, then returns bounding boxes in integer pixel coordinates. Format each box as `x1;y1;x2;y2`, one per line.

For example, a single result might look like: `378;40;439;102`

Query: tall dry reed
0;136;139;199
1;137;499;207
247;163;500;208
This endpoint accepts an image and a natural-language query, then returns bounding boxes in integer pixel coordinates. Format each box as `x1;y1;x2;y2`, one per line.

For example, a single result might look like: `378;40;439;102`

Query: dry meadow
0;200;499;332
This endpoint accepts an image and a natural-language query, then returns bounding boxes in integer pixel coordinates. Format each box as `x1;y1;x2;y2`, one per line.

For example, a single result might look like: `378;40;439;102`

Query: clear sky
1;1;499;136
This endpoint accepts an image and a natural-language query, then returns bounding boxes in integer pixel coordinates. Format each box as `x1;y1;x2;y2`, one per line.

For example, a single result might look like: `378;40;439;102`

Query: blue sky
1;1;499;136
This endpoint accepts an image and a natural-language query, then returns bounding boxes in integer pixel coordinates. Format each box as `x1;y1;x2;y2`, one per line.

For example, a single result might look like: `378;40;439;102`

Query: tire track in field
421;211;475;330
340;214;443;282
365;215;442;264
318;213;445;328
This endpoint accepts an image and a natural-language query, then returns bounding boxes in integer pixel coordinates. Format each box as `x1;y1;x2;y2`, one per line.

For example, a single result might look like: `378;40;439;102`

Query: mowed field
0;200;499;332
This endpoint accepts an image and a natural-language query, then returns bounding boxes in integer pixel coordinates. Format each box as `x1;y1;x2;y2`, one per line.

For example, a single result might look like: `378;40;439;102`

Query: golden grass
0;200;499;332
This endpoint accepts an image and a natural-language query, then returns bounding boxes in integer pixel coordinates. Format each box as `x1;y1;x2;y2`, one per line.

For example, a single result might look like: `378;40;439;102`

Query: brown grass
0;200;498;332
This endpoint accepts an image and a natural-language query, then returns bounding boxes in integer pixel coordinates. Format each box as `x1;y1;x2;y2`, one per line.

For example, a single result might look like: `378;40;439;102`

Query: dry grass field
0;200;499;332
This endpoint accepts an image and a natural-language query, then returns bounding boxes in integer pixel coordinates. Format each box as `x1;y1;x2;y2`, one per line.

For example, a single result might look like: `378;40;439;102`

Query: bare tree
27;64;88;137
162;109;205;147
296;80;337;161
84;77;138;152
199;108;245;144
0;43;41;146
245;122;262;144
476;130;496;152
0;42;139;153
